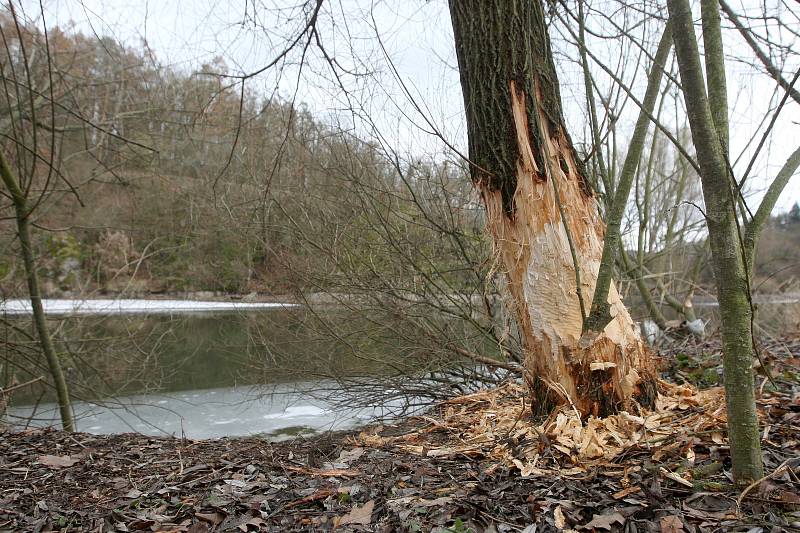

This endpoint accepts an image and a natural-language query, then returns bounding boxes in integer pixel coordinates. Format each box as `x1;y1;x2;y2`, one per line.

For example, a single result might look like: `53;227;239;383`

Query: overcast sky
22;0;800;212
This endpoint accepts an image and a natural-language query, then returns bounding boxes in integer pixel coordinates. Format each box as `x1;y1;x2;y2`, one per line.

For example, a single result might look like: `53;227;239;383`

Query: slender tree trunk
701;0;729;153
586;24;672;331
667;0;762;482
0;152;75;432
618;246;668;330
449;0;655;417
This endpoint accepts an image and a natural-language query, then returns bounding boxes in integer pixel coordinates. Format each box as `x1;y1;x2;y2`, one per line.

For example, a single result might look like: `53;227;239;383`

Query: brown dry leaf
187;523;209;533
285;465;360;477
123;488;143;499
612;486;641;500
659;468;694;488
334;500;374;528
38;454;80;469
387;496;452;510
659;515;684;532
284;488;336;510
580;512;624;530
195;512;225;525
780;491;800;505
336;447;365;464
237;517;264;531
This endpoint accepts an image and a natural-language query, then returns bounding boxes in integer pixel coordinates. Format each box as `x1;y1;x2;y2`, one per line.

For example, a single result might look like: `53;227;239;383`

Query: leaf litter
0;336;799;532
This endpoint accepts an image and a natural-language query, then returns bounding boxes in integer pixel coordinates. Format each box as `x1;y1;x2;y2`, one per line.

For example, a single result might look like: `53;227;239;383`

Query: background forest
0;16;484;299
1;15;798;312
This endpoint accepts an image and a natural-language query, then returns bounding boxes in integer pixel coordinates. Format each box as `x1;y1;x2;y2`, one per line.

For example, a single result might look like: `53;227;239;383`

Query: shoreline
0;297;300;316
4;289;799;306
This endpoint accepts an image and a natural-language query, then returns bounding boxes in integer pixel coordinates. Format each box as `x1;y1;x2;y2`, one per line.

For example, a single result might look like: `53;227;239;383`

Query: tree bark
448;0;654;417
667;0;763;482
701;0;729;154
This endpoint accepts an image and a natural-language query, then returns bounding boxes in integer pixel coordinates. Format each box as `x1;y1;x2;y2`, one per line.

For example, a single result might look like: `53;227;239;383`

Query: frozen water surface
0;298;298;316
6;383;395;440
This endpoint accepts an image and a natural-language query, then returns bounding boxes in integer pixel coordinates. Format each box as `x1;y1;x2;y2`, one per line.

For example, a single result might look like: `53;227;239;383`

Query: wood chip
659;468;694;488
612;486;641;500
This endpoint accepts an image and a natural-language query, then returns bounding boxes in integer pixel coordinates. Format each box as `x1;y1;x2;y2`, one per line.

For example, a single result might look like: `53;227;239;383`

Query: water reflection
1;301;484;437
3;306;403;405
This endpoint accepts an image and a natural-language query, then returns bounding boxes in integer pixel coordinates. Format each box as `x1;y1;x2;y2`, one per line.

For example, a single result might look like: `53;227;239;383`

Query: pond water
4;296;795;440
1;299;437;439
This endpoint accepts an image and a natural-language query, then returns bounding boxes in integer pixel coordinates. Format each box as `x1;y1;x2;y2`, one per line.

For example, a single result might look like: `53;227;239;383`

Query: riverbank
1;291;500;309
2;378;799;533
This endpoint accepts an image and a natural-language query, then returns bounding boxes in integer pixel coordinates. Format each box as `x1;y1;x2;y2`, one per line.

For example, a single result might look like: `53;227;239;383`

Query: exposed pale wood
482;80;651;417
448;0;653;417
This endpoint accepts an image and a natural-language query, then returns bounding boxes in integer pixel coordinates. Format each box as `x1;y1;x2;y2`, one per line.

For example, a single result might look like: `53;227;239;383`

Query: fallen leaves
336;447;365;464
333;499;374;528
780;490;800;505
660;468;695;488
612;486;641;500
659;515;685;532
285;465;360;477
284;488;337;510
580;511;624;530
194;511;224;525
387;495;452;509
2;339;799;533
554;505;567;530
237;516;264;531
37;454;81;469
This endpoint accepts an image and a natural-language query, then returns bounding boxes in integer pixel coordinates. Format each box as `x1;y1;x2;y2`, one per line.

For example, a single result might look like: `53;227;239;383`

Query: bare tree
0;4;74;430
667;0;800;483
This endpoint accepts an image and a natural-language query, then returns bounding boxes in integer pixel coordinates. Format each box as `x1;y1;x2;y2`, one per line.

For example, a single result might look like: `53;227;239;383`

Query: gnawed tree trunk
449;0;654;417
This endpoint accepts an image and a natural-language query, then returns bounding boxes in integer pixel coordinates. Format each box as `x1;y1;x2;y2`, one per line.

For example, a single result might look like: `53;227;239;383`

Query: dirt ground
1;336;799;533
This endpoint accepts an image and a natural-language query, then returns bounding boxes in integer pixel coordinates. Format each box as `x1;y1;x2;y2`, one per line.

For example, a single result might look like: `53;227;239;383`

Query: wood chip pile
359;380;734;481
